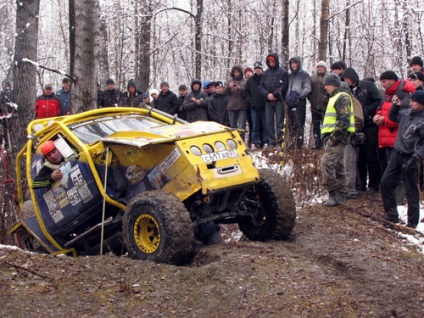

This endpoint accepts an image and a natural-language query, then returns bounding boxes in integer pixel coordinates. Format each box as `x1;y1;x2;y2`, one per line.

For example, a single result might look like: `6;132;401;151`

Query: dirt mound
1;191;424;318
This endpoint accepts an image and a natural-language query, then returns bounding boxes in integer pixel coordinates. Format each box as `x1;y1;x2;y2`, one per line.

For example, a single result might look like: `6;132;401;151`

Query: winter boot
323;190;340;207
336;191;346;205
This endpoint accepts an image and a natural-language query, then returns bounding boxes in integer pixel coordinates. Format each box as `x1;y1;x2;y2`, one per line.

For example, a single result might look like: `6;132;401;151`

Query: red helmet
41;140;55;156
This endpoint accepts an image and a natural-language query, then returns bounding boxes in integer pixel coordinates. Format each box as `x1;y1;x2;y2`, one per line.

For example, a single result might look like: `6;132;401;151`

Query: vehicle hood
101;121;232;147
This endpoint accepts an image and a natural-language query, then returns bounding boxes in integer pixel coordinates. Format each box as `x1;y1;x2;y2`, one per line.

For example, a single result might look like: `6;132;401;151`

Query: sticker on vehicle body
70;167;93;203
126;147;142;162
43;190;64;223
148;148;181;189
67;187;82;206
53;185;69;209
126;165;146;185
201;149;237;163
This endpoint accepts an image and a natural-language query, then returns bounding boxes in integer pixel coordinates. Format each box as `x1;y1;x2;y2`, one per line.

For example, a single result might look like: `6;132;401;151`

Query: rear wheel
122;190;194;265
238;169;296;241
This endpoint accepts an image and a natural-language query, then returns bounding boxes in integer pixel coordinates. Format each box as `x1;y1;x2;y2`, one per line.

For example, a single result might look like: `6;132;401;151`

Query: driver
32;140;64;188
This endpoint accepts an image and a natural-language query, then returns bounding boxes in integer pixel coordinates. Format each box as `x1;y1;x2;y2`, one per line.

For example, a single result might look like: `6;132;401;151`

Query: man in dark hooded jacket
182;78;208;122
224;65;248;141
285;56;311;149
258;53;288;147
120;80;143;107
342;67;383;193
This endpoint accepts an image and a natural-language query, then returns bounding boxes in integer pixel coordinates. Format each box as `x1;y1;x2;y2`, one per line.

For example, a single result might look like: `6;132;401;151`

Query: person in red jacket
35;83;61;119
373;71;415;174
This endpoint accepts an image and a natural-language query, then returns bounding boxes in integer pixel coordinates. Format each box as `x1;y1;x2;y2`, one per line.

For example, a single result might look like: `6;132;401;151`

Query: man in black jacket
99;79;121;108
245;61;267;149
342;67;382;193
381;91;424;229
208;81;229;126
156;81;180;115
258;53;288;147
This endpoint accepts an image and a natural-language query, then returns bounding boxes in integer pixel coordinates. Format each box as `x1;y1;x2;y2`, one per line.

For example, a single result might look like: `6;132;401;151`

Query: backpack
351;95;364;132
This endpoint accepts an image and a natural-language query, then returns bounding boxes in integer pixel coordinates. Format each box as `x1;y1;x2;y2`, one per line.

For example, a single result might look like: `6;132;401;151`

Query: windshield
69;114;165;144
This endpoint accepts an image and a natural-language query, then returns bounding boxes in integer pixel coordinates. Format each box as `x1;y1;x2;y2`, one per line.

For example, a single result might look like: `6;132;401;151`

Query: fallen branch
3;261;52;280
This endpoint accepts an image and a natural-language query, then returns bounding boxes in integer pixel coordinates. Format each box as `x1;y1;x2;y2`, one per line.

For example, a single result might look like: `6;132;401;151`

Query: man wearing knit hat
331;60;347;78
380;91;424;229
374;70;415;187
156;81;180;115
245;61;267;149
343;67;382;195
321;73;355;206
409;56;423;74
308;61;329;149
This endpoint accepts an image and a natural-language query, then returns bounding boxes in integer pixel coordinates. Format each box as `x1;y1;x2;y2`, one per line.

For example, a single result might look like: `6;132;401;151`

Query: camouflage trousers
321;141;347;193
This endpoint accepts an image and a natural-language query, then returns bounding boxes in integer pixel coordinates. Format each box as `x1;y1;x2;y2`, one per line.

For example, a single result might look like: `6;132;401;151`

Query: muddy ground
1;190;424;318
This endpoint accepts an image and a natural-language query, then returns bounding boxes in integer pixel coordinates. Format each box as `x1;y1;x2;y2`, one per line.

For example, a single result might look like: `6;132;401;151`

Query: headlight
214;141;226;151
202;143;214;154
226;139;237;150
190;146;202;156
32;123;45;133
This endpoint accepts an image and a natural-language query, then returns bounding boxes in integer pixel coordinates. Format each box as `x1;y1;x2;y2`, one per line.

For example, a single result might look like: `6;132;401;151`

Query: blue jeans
229;110;247;141
265;101;284;146
251;108;267;146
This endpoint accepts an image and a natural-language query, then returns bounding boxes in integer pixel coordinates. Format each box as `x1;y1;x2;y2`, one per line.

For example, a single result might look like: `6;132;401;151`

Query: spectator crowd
2;53;424;229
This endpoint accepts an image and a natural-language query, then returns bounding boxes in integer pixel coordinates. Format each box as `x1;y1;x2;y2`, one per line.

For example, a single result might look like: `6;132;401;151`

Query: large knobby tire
238;169;296;241
122;190;194;265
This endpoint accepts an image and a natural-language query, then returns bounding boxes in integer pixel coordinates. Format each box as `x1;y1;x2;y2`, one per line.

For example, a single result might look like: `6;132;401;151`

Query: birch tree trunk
135;4;152;91
318;0;329;61
71;0;101;112
281;0;289;64
194;0;203;79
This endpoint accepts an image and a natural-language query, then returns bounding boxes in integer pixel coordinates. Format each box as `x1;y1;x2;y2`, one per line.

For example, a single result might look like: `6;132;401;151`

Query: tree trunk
12;0;39;150
343;0;350;63
69;0;75;77
71;0;101;112
318;0;329;61
194;0;203;79
281;0;289;64
135;4;152;92
98;19;109;89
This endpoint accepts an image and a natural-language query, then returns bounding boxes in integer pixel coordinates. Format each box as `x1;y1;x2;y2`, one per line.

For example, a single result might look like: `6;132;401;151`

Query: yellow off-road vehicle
9;107;295;264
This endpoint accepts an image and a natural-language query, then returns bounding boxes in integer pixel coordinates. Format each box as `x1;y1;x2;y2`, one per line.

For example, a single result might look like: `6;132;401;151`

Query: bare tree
281;0;289;63
70;0;101;112
318;0;330;61
12;0;40;147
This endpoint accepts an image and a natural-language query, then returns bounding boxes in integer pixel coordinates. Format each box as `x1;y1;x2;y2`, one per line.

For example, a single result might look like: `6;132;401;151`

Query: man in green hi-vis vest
321;74;355;207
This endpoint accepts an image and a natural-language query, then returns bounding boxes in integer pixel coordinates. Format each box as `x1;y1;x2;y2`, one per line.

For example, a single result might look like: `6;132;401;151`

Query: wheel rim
133;213;160;254
251;193;266;226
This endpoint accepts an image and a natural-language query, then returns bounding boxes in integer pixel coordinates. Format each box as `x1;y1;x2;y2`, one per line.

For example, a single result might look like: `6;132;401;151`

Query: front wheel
238;169;296;241
122;190;194;265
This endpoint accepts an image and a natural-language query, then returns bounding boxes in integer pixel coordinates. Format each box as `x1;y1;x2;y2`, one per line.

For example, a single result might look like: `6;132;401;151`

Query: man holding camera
380;91;424;229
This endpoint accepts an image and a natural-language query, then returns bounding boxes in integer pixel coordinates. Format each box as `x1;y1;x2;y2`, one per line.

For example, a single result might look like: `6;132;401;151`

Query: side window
53;135;78;160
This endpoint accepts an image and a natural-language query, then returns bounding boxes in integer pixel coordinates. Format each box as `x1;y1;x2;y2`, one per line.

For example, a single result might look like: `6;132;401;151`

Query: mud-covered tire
122;190;194;265
238;169;296;241
21;200;35;218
